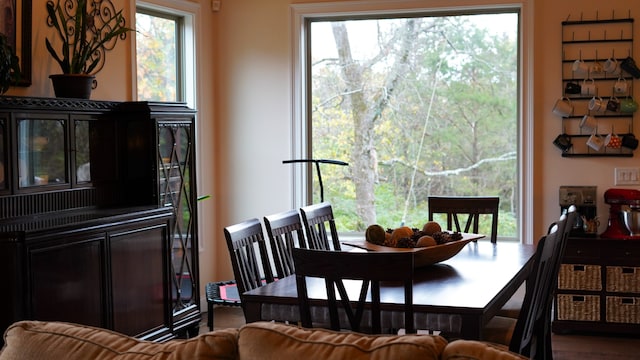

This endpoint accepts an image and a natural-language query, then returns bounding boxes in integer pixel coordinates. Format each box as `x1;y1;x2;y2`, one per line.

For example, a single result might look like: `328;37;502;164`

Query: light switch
615;167;640;185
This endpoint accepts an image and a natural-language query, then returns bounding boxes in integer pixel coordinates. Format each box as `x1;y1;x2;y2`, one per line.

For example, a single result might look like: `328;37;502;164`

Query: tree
311;15;517;233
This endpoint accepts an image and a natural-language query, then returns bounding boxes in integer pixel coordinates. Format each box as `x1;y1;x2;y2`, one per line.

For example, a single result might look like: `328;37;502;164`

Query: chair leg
207;302;214;331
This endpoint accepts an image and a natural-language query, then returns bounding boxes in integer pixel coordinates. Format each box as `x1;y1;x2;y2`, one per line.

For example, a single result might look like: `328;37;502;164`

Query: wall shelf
556;16;636;157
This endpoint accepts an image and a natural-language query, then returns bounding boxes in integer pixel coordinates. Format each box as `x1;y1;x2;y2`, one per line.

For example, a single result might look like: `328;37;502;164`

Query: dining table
241;239;536;340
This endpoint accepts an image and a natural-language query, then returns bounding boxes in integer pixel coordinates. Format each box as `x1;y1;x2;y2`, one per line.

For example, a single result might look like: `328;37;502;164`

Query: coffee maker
559;186;598;236
600;188;640;239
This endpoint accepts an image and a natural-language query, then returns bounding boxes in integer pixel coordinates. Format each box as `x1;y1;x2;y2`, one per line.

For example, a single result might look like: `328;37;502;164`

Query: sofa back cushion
237;322;447;360
0;321;238;360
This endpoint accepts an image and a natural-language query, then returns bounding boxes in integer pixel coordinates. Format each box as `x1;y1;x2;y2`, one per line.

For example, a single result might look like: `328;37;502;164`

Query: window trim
290;0;534;244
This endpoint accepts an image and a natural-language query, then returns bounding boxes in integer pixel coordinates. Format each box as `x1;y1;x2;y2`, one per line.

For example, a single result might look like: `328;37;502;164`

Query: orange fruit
416;235;437;247
422;221;442;235
365;224;386;245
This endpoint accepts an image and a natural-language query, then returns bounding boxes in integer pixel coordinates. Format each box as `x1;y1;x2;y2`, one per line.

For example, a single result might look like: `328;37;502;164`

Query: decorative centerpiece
364;221;463;248
342;221;484;267
45;0;133;99
0;33;21;94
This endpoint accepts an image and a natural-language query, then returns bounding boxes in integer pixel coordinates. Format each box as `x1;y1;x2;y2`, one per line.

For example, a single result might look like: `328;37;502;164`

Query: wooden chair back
293;248;415;334
428;196;500;243
509;216;567;358
264;209;306;279
300;202;341;250
224;218;274;307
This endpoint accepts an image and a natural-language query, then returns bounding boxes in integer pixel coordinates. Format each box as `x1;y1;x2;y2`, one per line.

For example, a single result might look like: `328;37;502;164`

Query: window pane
17;119;66;187
136;12;178;101
309;13;518;237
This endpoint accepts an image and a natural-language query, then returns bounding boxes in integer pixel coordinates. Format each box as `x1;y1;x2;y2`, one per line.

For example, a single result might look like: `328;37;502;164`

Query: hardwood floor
202;307;640;359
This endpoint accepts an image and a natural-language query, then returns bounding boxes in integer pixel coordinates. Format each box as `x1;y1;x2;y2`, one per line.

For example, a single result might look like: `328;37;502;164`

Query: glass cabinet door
17;119;66;188
74;120;91;184
158;122;196;313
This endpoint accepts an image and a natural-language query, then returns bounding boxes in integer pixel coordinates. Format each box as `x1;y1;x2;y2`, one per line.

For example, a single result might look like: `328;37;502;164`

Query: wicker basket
606;266;640;293
606;296;640;324
557;294;600;321
558;264;602;291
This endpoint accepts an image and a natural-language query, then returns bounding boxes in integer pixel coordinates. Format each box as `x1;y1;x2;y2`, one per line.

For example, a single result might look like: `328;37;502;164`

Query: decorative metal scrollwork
46;0;130;75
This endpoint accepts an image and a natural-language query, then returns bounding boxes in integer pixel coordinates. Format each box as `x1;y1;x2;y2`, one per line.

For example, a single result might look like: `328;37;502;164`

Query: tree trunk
331;20;417;229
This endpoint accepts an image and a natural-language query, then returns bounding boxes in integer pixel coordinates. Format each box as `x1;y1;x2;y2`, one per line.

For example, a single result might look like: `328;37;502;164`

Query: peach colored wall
533;1;640;247
6;0;640;285
7;0;133;99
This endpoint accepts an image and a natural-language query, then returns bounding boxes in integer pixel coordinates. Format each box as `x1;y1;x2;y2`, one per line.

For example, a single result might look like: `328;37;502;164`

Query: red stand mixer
601;188;640;239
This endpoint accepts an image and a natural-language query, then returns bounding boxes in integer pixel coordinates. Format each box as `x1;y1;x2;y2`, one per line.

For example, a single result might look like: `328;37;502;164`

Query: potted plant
0;33;21;95
45;0;133;99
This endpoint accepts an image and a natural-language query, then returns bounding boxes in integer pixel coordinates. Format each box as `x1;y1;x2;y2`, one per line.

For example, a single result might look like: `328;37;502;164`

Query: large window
295;4;525;240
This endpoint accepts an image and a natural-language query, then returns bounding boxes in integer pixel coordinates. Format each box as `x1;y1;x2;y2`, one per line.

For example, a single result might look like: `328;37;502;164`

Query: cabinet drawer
563;242;600;261
559;264;602;290
602;244;640;263
606;266;640;293
606;296;640;324
557;294;600;321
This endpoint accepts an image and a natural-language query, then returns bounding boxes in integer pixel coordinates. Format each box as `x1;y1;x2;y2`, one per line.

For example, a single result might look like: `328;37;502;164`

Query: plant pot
49;74;96;99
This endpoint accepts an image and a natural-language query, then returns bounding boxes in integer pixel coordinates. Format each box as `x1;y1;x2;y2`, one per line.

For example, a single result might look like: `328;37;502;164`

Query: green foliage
0;33;21;94
45;0;133;74
310;15;518;235
135;13;177;101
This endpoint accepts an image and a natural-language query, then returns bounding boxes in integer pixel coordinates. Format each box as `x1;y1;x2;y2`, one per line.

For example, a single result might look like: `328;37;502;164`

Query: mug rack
556;14;636;157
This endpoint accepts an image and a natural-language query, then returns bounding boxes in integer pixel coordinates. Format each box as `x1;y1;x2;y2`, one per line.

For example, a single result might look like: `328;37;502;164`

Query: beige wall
6;0;640;286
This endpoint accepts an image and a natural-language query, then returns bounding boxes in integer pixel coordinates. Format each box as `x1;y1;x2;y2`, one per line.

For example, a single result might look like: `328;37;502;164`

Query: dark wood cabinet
553;237;640;335
0;96;200;344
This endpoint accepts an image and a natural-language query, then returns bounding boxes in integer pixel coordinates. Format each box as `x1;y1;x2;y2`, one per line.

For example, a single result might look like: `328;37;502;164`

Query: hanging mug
553;134;573;152
588;96;605;112
607;96;621;112
614;78;628;95
604;58;619;74
572;59;589;74
565;81;581;94
581;79;596;96
552;97;573;117
620;97;639;113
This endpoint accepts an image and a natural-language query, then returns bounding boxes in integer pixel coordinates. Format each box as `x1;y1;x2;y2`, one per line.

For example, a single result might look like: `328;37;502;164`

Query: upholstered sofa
0;320;527;360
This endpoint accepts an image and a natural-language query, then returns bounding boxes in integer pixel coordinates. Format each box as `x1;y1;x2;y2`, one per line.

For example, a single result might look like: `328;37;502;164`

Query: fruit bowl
342;233;485;267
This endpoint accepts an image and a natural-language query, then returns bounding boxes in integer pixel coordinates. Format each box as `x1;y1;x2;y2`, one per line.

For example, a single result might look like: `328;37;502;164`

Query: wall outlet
212;0;221;11
615;167;640;185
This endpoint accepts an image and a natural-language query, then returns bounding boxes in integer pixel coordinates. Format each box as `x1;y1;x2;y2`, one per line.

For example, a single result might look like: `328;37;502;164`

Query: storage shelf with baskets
552;237;640;335
555;16;638;157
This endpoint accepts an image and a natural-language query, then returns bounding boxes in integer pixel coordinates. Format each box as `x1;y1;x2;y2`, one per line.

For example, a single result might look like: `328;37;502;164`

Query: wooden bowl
342;233;485;267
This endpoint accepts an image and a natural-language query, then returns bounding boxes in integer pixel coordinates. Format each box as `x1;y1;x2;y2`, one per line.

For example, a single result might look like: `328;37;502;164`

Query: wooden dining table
241;239;536;340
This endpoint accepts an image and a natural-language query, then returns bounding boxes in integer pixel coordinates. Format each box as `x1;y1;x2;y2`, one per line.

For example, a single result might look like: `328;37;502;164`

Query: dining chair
292;247;415;334
427;196;499;243
300;202;341;250
264;209;307;279
224;218;275;319
482;216;567;359
497;205;577;319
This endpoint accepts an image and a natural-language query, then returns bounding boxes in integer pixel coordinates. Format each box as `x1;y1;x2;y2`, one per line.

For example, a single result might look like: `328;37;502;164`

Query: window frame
290;0;534;244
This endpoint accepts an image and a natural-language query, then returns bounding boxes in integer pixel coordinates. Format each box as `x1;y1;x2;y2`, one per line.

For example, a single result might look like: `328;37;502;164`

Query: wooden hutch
0;96;200;343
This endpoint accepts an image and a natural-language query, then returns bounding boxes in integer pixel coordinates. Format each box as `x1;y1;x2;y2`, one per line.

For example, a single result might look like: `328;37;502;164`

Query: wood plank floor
203;307;640;359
